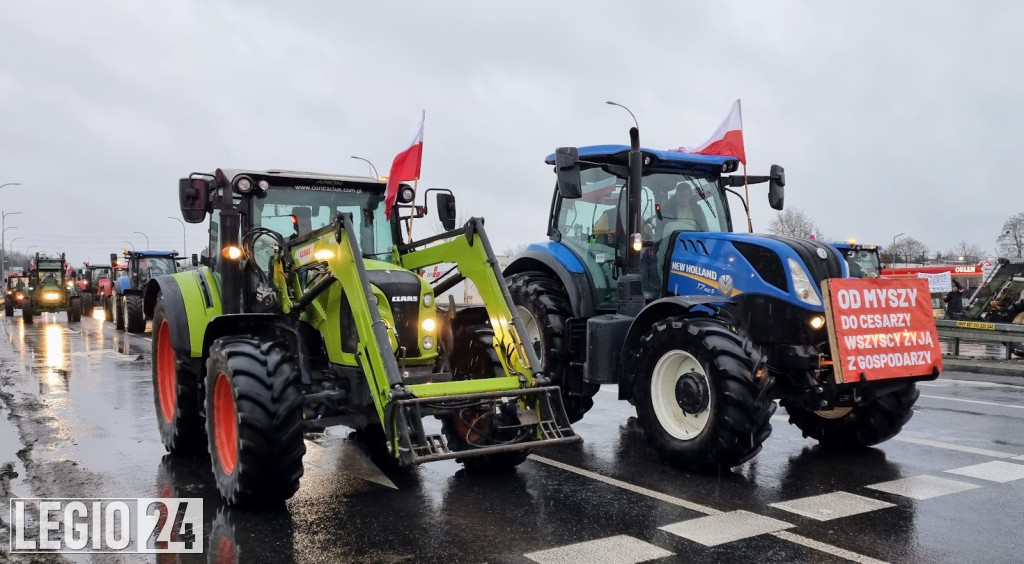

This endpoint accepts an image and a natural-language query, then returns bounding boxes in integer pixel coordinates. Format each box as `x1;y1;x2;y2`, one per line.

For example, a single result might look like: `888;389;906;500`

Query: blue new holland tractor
505;127;928;470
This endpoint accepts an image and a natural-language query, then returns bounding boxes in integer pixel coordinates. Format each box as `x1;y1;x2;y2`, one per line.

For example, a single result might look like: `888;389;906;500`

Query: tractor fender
616;295;732;401
145;276;192;358
145;268;223;358
504;246;597;318
202;313;282;355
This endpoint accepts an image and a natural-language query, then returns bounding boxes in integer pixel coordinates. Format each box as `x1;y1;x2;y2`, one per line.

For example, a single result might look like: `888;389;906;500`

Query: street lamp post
350;156;379;179
0;183;22;191
891;232;906;267
604;101;640;130
167;217;186;257
134;231;150;249
122;241;136;252
1;210;21;280
7;236;22;277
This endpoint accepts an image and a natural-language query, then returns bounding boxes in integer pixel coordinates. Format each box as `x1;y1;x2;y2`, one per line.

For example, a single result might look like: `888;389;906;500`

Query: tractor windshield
7;277;25;291
90;267;112;283
839;248;881;278
137;258;177;277
555;166;727;307
254;185;392;261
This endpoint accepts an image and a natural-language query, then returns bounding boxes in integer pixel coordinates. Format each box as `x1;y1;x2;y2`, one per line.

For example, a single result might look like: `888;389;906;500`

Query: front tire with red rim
205;336;305;507
151;296;205;455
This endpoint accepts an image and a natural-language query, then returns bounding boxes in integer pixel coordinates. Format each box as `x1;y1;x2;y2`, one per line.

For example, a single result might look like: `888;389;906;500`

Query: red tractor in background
77;263;117;319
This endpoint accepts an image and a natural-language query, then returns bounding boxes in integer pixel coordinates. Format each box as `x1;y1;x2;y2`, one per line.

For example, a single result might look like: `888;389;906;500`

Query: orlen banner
822;278;943;383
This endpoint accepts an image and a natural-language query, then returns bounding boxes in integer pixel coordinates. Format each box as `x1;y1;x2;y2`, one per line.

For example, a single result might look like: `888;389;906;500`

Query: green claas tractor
23;253;82;323
144;169;579;507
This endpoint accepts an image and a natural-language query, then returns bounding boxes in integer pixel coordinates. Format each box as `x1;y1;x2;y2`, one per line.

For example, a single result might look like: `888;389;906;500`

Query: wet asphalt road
2;313;1024;563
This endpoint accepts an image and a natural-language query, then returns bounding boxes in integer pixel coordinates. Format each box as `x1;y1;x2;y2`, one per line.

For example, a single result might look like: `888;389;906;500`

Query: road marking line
772;531;888;564
920;394;1024;410
660;510;792;547
770;491;894;521
946;460;1024;483
920;379;1024;390
892;436;1020;459
529;455;885;563
529;455;720;514
866;475;981;500
524;534;672;564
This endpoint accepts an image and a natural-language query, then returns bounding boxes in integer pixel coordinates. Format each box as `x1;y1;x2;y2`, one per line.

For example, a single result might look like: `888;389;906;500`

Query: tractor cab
830;240;882;278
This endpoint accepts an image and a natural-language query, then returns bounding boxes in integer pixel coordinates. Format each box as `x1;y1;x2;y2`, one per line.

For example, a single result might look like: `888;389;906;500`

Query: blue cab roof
545;145;738;171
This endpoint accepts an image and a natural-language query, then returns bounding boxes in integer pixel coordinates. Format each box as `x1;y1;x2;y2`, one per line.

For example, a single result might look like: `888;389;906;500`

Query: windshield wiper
692;181;717;219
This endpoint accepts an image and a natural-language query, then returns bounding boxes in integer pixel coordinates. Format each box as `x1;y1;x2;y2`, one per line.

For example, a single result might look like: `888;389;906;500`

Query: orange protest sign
822;278;943;384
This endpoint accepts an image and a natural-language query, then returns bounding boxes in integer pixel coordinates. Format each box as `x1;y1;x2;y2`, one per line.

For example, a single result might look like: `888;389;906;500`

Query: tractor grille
366;269;422;357
759;235;844;287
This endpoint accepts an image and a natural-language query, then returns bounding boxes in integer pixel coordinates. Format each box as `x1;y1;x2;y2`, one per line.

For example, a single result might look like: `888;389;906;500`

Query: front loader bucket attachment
388;385;581;465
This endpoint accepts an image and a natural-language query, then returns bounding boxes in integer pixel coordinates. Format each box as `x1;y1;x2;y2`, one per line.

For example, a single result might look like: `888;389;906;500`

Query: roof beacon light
848;238;856;246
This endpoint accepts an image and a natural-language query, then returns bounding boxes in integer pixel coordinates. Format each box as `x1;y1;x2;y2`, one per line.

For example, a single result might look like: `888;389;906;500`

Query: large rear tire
68;297;82;322
507;271;598;423
5;301;13;317
782;383;920;450
22;298;33;324
205;337;305;507
82;293;95;317
441;313;530;473
152;297;206;455
125;294;145;333
113;296;125;330
632;316;774;471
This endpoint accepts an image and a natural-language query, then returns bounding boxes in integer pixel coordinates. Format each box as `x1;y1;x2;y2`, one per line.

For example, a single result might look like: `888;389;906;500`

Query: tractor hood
665;232;847;310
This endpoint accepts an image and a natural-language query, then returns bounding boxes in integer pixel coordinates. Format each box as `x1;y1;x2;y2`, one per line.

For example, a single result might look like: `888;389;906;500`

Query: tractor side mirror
436;193;457;231
179;178;210;223
768;164;785;211
110;253;118;267
554;147;582;199
191;253;199;267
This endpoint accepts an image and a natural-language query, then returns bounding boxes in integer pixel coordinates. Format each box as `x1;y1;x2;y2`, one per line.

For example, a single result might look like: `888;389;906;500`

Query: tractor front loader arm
398;217;544;384
278;214;579;466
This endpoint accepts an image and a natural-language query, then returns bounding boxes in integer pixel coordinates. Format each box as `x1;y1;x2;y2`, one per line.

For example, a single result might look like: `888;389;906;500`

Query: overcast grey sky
1;1;1021;265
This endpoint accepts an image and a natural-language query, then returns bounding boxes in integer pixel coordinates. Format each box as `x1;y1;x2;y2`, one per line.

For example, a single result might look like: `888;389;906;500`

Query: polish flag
671;100;745;164
384;111;425;216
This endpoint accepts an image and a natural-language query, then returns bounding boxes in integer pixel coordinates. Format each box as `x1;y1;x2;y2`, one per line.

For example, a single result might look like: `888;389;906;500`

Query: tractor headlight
422;336;435;351
421;318;436;332
234;175;254;194
221;246;243;260
810;315;825;330
16;293;23;300
422;293;433;307
43;292;60;301
787;258;822;306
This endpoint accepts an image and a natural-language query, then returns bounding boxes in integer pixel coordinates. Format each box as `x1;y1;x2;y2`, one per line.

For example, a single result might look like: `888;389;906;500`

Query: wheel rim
516;306;545;367
213;372;239;475
156;320;176;422
650;350;711;441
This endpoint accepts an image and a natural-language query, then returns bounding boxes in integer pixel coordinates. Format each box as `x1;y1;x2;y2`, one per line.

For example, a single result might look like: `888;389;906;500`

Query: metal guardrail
934;319;1024;359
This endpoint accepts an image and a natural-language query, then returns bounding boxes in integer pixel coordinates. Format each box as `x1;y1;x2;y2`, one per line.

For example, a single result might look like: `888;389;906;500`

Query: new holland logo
816;248;828;259
718;274;734;296
391;295;418;303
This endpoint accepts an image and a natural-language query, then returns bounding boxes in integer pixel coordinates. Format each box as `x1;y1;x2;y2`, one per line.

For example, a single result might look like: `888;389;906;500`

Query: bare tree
997;213;1024;258
887;236;929;265
766;207;816;238
944;240;984;263
500;243;529;258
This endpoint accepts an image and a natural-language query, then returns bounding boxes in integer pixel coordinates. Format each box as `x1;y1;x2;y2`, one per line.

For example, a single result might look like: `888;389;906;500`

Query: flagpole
738;99;753;233
407;178;419;242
